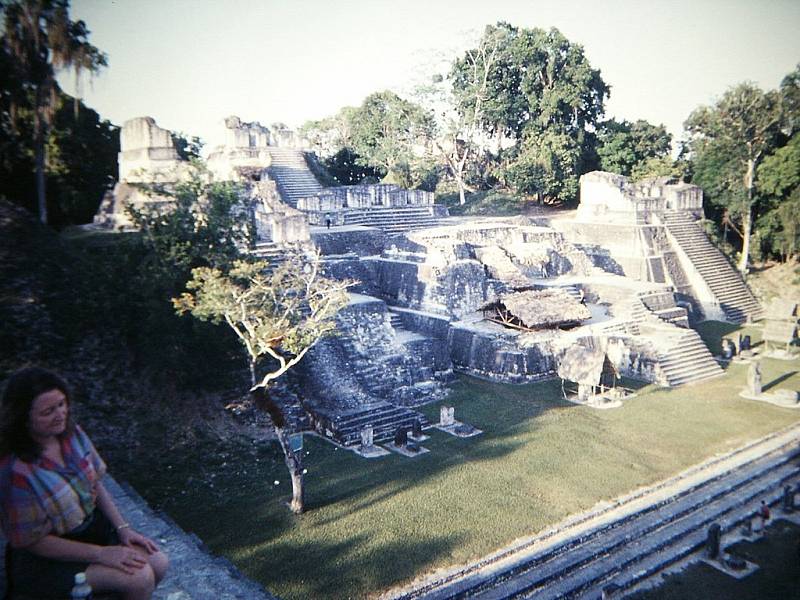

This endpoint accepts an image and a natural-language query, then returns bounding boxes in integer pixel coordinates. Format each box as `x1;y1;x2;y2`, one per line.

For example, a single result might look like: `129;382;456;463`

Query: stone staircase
389;426;800;600
314;401;430;447
388;309;405;329
266;147;323;207
661;211;762;323
655;329;724;387
343;205;441;234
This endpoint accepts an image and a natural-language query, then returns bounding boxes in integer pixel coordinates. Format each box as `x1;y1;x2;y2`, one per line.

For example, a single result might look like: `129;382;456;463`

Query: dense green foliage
687;66;800;267
596;119;673;179
303;91;435;189
1;0;107;224
0;27;117;228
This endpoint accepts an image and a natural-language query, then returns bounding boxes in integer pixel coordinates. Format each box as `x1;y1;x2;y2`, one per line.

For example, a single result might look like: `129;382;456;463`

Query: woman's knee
148;550;169;583
125;563;155;595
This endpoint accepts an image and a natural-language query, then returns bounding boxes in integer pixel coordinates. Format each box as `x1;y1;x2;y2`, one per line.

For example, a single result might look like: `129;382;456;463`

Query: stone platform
0;476;276;600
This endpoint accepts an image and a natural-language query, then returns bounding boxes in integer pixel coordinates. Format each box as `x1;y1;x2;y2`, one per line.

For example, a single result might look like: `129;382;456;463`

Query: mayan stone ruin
92;116;768;451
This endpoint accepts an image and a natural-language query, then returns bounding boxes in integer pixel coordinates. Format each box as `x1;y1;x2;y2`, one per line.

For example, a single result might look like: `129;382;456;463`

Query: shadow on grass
237;531;465;600
763;370;798;392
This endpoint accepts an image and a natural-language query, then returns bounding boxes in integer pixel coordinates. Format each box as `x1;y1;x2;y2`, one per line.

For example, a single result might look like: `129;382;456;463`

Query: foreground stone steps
662;212;762;323
395;426;800;600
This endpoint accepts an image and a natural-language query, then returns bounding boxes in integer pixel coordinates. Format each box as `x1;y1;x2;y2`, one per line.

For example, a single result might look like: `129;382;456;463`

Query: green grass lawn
131;324;799;600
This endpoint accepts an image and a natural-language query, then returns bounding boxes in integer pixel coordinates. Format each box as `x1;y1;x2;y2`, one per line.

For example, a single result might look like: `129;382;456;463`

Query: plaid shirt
0;425;107;547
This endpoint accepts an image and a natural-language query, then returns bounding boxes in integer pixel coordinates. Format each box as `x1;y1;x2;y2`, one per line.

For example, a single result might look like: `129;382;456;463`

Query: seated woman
0;367;168;600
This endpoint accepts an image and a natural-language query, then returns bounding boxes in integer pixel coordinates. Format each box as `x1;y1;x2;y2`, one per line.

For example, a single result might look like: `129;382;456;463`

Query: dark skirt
7;509;119;599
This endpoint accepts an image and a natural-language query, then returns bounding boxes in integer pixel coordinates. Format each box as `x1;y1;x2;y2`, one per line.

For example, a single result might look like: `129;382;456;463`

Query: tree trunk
34;113;48;225
458;179;466;205
249;359;257;388
275;426;304;514
737;158;755;274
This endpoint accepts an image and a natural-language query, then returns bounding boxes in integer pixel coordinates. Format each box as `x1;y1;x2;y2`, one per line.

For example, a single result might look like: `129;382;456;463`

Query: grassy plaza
131;322;800;600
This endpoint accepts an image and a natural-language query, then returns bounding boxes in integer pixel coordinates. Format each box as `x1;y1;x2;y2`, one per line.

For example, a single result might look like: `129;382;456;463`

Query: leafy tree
450;23;608;202
454;23;608;142
1;0;106;224
756;133;800;262
322;147;381;185
0;56;118;227
346;90;435;187
417;27;505;204
596;119;672;177
780;63;800;137
171;131;203;161
505;129;581;202
174;253;353;514
686;82;781;273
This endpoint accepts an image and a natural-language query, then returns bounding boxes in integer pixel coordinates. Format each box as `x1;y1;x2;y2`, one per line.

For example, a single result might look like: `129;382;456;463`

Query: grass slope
142;323;799;600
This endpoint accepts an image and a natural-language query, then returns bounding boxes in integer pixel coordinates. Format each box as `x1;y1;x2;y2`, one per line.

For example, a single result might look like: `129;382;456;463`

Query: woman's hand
98;544;148;574
118;527;159;554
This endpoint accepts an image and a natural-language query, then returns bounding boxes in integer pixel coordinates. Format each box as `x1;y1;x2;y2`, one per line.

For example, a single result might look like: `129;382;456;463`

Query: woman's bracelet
115;523;131;532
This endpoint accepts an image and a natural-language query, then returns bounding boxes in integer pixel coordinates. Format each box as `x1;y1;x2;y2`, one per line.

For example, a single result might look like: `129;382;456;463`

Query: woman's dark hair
0;367;75;460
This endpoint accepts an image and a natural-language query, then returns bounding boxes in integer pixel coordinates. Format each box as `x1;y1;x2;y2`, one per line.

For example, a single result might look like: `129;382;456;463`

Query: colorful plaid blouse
0;425;107;547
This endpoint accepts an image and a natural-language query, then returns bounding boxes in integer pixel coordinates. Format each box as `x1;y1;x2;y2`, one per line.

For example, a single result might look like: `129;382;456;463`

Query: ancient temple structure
552;171;762;323
91;116;763;451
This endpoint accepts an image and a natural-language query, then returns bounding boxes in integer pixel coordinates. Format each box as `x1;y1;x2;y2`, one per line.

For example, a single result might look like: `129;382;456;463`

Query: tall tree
421;26;504;204
450;23;609;202
756;133;800;262
686;83;781;273
174;253;353;514
1;0;106;224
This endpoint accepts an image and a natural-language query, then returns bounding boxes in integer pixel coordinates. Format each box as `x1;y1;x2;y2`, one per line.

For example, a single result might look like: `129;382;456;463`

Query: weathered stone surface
118;117;184;183
312;227;387;256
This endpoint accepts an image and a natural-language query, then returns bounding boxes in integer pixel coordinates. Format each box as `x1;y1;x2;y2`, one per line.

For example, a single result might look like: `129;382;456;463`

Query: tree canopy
2;0;107;225
450;23;609;203
686;82;781;272
596;119;672;178
304;91;435;189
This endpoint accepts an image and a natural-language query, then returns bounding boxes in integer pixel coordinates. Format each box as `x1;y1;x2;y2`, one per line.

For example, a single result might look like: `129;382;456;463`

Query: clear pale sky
66;0;800;151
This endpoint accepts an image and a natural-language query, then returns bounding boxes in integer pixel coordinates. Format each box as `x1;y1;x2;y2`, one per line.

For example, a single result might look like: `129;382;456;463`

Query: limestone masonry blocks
118;117;183;183
577;171;703;224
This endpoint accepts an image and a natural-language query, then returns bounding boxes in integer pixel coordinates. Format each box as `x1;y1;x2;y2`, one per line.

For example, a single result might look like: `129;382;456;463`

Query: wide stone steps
265;148;323;207
388;310;405;329
662;212;762;323
319;402;430;447
343;206;441;233
655;330;723;387
521;459;797;600
418;442;799;600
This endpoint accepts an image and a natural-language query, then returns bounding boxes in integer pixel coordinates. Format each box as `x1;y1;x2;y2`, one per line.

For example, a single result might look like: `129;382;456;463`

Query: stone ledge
0;475;278;600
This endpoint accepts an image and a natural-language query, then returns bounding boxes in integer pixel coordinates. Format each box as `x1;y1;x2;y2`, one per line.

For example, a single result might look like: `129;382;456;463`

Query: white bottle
71;571;93;599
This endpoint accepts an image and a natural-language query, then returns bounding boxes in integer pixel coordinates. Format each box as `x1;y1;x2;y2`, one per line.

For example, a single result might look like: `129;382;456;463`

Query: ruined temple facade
91;118;762;449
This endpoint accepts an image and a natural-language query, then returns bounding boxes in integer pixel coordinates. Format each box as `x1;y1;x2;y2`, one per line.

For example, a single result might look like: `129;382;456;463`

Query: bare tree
174;250;354;513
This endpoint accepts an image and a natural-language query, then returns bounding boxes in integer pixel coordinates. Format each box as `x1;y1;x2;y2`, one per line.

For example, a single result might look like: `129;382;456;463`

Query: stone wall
118;117;186;183
447;325;559;383
298;294;449;411
251;179;310;244
312;227;387;256
576;171;703;225
297;184;434;211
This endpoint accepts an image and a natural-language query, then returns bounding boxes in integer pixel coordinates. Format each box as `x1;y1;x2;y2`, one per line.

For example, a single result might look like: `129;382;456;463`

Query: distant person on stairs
0;367;169;600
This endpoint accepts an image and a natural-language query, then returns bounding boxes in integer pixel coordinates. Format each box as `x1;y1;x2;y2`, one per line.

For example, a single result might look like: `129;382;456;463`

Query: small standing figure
759;500;771;529
747;361;762;396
